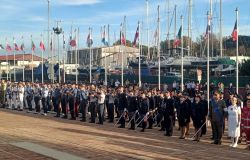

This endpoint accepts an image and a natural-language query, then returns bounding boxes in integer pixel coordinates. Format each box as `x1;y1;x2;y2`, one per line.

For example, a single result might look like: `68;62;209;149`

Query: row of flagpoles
0;7;239;90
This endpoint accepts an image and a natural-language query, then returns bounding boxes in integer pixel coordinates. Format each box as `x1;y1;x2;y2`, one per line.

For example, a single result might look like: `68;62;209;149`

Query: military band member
18;83;25;111
41;84;49;116
89;88;97;123
127;91;138;130
54;84;62;117
34;84;42;113
138;93;149;132
6;83;12;109
79;85;88;122
97;89;105;125
164;91;175;136
147;91;155;129
61;84;69;119
117;87;128;128
26;83;34;112
107;89;115;123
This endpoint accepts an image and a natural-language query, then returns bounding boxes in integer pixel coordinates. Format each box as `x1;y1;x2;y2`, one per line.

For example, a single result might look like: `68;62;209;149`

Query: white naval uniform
18;86;25;110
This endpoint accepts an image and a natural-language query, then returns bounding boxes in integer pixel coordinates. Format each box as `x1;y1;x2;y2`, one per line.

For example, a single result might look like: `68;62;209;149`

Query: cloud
54;0;102;6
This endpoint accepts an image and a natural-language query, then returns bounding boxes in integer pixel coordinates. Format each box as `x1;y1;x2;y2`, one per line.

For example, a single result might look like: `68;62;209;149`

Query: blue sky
0;0;249;56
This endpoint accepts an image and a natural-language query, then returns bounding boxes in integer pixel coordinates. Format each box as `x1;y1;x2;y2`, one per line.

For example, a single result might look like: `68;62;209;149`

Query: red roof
0;54;45;61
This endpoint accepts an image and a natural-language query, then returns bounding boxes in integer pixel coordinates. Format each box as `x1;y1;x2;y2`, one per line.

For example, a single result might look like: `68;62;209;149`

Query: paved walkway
0;108;249;160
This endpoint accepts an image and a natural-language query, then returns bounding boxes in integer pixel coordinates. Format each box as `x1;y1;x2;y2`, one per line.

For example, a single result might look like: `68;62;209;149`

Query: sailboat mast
174;5;177;56
220;0;223;57
157;5;161;90
167;0;170;56
146;0;150;59
210;0;213;57
188;0;192;56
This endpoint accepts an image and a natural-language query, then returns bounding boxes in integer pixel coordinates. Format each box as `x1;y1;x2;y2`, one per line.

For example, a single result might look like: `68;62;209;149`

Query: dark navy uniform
138;96;149;132
61;87;69;119
164;96;175;136
127;94;138;130
117;92;128;128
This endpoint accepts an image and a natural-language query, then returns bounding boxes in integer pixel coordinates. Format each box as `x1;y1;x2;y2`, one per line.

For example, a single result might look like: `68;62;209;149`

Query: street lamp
53;22;62;83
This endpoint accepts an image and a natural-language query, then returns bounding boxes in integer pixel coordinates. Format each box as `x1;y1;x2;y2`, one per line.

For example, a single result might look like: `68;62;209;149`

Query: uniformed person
138;93;149;132
117;87;128;128
127;90;138;130
164;91;175;136
79;85;88;122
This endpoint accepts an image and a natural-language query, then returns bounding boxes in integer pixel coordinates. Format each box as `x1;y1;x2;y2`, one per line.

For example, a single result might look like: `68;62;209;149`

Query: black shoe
70;117;76;120
140;129;145;132
179;137;185;139
118;126;125;128
62;116;68;119
159;128;165;131
89;121;95;123
97;122;103;125
148;126;153;129
80;119;86;122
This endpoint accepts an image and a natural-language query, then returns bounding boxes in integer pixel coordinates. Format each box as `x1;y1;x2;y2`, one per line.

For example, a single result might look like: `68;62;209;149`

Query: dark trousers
118;110;125;127
157;112;165;129
128;112;136;129
52;97;57;113
80;101;88;121
211;121;223;144
69;99;75;119
97;104;104;124
148;115;154;128
61;100;67;118
141;115;147;130
42;97;48;114
89;102;96;123
165;116;173;136
107;103;114;122
34;96;41;113
27;96;33;111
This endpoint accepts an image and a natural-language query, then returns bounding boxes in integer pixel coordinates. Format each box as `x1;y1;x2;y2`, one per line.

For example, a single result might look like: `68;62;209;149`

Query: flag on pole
69;34;76;47
6;42;12;52
101;26;109;46
31;40;36;51
120;23;126;45
133;23;139;47
231;20;237;41
20;43;24;51
87;32;93;47
173;26;182;48
0;44;4;50
204;15;211;39
14;41;20;51
40;41;45;51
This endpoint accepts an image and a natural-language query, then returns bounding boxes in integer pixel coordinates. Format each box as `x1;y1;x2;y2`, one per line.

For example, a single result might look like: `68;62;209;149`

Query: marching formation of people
0;78;250;149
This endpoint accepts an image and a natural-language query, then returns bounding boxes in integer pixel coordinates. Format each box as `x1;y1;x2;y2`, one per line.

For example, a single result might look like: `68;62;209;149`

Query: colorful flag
87;33;93;47
6;42;12;52
120;23;126;45
20;43;25;51
40;41;45;51
31;40;36;51
133;23;139;47
14;42;20;51
231;20;237;41
173;26;182;48
0;44;4;50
